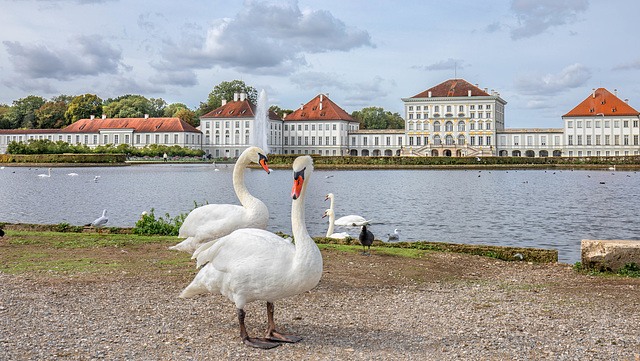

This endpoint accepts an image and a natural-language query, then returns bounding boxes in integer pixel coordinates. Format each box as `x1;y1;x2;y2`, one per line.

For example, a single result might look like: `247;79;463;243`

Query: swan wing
173;204;269;253
334;215;367;226
195;228;294;270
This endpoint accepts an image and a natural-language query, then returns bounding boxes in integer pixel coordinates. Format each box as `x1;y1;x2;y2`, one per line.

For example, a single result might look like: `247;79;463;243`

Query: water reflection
1;164;639;264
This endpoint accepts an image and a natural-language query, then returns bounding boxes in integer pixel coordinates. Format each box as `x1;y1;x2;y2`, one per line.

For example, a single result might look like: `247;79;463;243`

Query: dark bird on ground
0;229;4;237
359;224;374;256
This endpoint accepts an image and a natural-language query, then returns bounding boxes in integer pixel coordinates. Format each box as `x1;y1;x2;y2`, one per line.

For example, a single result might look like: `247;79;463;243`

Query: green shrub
133;208;186;236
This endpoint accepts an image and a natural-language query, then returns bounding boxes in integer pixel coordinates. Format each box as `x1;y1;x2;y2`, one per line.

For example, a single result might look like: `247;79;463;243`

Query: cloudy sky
1;0;639;128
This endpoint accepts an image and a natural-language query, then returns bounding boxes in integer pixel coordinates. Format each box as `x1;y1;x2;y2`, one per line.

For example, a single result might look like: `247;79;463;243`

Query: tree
149;98;168;117
65;94;103;125
164;103;189;117
0;104;10;129
197;80;258;116
351;107;404;130
35;101;68;128
5;95;46;128
269;105;293;119
175;108;198;127
50;94;75;104
103;95;151;118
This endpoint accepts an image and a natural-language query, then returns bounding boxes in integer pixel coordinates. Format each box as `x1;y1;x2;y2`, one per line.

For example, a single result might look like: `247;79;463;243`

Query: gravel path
1;251;640;360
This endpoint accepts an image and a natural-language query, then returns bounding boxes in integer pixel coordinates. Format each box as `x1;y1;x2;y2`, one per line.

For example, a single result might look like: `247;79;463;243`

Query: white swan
38;168;52;177
67;172;79;176
322;209;350;239
85;209;108;234
324;193;370;227
170;146;270;253
181;155;322;349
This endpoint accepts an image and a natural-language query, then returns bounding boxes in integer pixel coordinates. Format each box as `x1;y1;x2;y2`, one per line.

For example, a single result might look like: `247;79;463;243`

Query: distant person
163;153;168;163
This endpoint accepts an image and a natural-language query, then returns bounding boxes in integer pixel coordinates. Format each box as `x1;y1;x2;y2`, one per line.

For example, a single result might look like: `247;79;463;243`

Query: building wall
0;129;201;154
563;115;640;156
348;130;404;156
281;120;356;156
199;117;282;157
400;94;507;156
497;129;564;157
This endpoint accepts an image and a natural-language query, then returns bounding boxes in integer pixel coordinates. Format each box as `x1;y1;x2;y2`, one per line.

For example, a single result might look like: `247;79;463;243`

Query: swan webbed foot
266;330;303;343
243;337;281;349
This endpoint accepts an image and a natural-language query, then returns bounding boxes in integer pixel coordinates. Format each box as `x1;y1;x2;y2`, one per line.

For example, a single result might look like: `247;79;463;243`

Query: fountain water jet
251;89;270;154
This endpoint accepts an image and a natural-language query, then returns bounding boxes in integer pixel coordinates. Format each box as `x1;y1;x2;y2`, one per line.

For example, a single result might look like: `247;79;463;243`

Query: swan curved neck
326;211;335;237
232;154;255;208
292;183;311;245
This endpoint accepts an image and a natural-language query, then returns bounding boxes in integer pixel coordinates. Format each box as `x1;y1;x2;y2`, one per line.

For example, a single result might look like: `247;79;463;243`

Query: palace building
0;115;201;154
1;80;639;158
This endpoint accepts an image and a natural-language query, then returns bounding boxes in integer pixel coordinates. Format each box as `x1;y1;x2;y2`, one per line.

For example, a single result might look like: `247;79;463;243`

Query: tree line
0;80;404;131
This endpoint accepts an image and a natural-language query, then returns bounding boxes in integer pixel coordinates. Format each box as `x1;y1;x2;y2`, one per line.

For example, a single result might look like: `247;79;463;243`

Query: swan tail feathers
192;239;220;265
179;282;207;298
169;237;194;252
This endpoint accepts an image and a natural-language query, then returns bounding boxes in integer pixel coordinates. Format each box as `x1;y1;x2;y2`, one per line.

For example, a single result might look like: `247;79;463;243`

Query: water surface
1;164;638;263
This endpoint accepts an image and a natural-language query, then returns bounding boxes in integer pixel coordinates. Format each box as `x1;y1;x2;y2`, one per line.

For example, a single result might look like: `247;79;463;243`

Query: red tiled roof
201;99;281;120
284;94;357;122
412;79;490;98
61;117;202;133
0;129;61;134
563;88;639;117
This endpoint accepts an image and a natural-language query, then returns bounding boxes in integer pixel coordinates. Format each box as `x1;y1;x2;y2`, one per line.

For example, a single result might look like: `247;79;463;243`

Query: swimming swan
181;155;323;349
322;208;350;239
324;193;370;227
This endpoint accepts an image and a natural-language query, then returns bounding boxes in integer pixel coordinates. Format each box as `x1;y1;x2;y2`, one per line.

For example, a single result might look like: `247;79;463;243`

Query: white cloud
510;0;589;40
613;58;640;71
154;1;373;75
289;71;388;108
3;35;124;81
514;63;591;95
413;58;466;72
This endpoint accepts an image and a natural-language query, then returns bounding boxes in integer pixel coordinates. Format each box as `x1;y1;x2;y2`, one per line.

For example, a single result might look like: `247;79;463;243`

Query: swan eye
293;168;305;181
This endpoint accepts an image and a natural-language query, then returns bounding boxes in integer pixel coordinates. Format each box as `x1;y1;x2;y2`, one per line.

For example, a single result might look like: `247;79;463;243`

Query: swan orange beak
322;211;328;218
291;168;305;200
258;153;270;174
324;195;329;201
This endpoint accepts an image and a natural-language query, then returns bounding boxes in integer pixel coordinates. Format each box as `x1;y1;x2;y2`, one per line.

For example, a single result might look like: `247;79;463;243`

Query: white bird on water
387;228;401;242
181;155;323;349
322;209;350;239
38;168;52;177
324;193;370;227
86;209;108;234
67;172;79;176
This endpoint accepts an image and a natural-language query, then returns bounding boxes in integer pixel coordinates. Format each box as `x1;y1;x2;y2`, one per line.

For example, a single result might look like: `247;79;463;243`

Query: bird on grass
181;155;322;349
359;224;374;256
85;209;108;234
0;229;4;237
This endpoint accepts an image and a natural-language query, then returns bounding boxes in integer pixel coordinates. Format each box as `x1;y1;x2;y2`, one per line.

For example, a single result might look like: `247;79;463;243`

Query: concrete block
581;239;640;271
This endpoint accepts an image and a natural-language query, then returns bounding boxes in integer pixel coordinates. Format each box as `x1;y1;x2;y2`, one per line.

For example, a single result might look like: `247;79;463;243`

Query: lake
1;163;639;264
